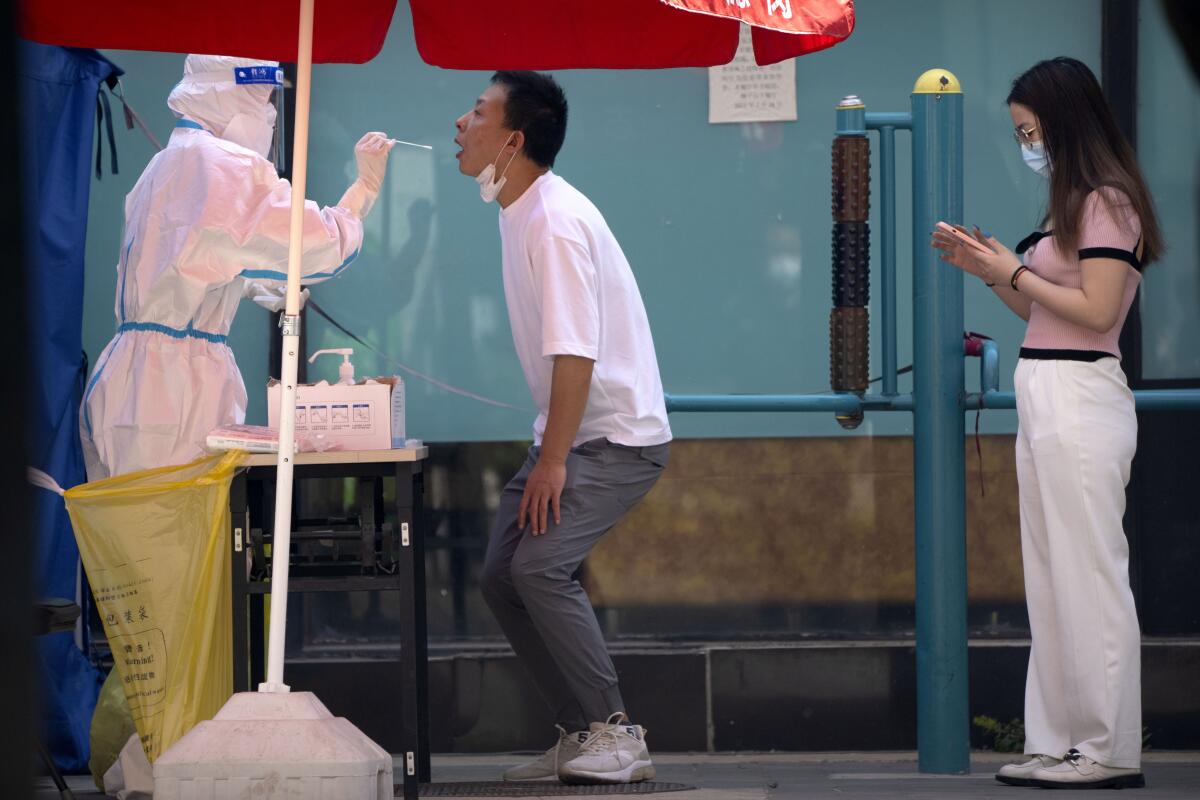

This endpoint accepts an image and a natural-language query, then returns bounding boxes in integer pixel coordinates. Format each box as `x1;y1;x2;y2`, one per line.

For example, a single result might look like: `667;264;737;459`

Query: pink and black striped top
1018;188;1142;361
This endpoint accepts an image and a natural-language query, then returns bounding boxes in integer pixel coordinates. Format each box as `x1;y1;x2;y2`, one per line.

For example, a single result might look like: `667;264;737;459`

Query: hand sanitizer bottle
308;348;355;385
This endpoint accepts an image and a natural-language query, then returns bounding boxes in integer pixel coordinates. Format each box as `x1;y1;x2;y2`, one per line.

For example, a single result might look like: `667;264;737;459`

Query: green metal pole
864;112;911;400
878;124;898;396
911;68;969;774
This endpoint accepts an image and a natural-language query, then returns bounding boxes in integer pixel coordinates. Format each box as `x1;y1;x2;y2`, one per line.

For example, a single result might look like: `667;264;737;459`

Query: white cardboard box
267;376;405;451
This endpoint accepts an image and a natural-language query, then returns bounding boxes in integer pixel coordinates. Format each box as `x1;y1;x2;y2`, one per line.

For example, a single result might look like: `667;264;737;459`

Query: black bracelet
1010;266;1029;291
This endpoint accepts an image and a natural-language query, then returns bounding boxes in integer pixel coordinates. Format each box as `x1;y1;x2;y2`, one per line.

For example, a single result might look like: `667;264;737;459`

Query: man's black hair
490;71;568;168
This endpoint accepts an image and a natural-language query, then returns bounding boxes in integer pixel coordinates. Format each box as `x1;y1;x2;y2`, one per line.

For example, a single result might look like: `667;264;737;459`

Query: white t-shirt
498;171;672;448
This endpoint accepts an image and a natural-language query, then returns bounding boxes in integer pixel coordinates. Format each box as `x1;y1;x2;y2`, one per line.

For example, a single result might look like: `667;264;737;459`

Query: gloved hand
243;280;309;313
338;132;395;219
354;131;395;194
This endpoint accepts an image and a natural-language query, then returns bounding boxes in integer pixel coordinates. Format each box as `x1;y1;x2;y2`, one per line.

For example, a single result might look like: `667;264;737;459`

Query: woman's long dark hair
1007;57;1163;265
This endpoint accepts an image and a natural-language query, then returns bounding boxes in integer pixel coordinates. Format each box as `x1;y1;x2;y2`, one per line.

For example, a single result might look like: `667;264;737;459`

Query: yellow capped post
913;68;962;94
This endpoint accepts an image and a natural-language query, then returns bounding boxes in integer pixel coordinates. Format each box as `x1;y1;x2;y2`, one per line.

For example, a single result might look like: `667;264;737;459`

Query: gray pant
481;437;669;731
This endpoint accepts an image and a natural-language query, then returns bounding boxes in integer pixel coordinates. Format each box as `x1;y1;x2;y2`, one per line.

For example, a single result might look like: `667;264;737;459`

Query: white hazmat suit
81;55;392;481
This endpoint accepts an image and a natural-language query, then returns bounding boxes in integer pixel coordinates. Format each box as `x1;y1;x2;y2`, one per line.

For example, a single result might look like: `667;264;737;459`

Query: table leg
394;462;429;798
413;466;430;782
230;472;250;693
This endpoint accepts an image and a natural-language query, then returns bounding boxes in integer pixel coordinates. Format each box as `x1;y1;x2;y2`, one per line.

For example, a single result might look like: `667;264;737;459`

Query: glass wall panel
1138;0;1200;381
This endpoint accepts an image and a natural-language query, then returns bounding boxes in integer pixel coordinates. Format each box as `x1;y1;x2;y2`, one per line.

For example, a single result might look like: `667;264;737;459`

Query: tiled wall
585;435;1025;609
296;434;1029;642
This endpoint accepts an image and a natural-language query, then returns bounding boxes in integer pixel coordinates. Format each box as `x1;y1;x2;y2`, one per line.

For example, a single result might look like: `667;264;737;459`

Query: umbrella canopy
16;0;397;63
19;0;854;67
660;0;854;64
413;0;855;68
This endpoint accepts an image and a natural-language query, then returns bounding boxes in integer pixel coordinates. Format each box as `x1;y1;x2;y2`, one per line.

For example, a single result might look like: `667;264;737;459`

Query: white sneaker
995;754;1062;786
501;725;588;781
1030;749;1145;789
558;713;656;785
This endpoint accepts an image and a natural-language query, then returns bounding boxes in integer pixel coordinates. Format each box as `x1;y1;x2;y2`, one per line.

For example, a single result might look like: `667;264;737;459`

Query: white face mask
223;103;277;159
476;133;518;203
1021;140;1050;177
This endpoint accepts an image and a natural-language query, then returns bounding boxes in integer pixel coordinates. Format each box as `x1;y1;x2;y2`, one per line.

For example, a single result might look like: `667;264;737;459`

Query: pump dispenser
309;348;355;385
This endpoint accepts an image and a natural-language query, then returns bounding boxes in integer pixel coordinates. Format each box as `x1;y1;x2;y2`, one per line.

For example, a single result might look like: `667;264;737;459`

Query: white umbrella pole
260;0;314;694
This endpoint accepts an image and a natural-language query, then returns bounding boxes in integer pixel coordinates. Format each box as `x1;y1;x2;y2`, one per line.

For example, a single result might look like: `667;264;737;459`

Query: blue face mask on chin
1022;141;1050;177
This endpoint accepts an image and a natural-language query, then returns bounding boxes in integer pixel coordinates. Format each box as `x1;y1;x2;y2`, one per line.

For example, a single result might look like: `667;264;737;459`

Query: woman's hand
932;225;1033;322
929;224;1021;286
963;227;1023;286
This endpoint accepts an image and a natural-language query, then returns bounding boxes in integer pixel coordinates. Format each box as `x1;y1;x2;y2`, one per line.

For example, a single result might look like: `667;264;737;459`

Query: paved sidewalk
421;752;1200;800
36;751;1200;799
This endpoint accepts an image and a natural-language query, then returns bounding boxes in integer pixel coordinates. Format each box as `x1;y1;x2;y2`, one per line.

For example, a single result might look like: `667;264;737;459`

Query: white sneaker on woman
1030;749;1145;789
995;754;1063;786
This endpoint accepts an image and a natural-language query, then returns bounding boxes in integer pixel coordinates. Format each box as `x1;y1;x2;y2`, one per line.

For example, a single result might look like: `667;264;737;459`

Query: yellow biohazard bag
63;451;244;763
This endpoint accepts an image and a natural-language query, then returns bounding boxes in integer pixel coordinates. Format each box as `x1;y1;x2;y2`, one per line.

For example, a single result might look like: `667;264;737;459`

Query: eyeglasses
1013;125;1039;147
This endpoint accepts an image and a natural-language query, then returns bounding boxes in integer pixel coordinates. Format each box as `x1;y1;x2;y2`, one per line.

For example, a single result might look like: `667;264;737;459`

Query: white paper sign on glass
708;24;798;124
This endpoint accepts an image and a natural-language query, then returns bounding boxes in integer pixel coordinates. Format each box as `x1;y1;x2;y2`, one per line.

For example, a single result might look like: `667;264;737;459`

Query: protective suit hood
167;54;280;157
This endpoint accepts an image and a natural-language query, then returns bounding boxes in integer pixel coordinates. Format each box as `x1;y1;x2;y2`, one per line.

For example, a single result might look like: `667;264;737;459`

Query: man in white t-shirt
455;71;672;785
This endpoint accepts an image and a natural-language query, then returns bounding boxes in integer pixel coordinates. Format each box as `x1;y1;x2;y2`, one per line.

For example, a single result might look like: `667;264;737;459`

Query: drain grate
409;781;695;797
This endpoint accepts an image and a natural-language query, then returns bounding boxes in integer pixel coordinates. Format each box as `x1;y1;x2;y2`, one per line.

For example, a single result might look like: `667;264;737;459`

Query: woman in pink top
932;57;1163;791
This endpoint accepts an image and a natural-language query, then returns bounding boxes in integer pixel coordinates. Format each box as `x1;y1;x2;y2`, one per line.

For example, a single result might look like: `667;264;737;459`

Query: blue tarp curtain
19;40;122;773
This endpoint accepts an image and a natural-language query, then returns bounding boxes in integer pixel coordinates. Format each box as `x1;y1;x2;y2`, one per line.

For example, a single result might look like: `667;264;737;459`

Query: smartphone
935;221;995;255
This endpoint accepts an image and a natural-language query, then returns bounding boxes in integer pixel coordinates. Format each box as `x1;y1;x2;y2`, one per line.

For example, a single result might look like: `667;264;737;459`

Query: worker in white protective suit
81;54;393;482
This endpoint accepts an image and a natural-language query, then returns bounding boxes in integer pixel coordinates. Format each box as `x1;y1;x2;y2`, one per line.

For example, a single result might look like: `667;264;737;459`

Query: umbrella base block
154;691;393;799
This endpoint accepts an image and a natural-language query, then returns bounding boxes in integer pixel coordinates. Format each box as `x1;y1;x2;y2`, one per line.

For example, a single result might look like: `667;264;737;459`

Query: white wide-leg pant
1014;357;1142;769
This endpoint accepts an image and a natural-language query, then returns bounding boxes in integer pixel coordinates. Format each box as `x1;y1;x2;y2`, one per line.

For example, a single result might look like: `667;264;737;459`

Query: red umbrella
19;0;855;68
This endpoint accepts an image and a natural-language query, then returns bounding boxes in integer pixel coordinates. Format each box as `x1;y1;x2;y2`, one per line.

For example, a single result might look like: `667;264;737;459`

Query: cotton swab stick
389;139;433;150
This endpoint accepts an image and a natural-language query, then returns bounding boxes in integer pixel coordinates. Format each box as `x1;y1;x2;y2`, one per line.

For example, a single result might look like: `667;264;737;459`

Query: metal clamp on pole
279;313;301;337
